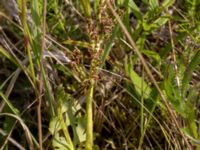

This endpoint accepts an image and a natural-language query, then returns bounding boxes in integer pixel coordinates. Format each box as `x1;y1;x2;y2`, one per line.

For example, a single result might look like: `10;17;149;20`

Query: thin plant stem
106;1;192;149
21;0;36;84
58;107;75;150
168;20;180;88
138;66;144;150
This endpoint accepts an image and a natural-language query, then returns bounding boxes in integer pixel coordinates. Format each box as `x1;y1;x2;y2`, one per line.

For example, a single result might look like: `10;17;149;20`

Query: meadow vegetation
0;0;200;149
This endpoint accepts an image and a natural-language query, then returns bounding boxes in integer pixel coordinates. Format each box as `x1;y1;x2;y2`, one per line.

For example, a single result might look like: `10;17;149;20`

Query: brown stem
105;1;192;149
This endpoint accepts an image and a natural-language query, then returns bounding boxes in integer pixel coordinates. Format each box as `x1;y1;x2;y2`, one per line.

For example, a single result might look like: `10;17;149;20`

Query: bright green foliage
49;85;86;150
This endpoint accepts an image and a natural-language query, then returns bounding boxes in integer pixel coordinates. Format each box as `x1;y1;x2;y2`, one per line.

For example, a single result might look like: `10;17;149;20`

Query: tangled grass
0;0;200;149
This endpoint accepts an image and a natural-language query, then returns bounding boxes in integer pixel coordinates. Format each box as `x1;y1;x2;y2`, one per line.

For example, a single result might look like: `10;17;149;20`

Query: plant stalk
85;79;95;150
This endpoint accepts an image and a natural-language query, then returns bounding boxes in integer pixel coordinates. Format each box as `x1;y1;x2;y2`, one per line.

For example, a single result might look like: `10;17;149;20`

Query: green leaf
143;15;169;32
0;47;17;65
149;0;159;10
101;25;120;67
80;0;91;17
162;0;175;8
52;133;70;150
163;65;195;120
49;116;61;135
0;92;20;115
94;0;100;13
182;120;198;139
125;57;151;99
76;116;86;143
51;85;86;147
142;49;161;62
182;50;200;95
128;0;142;19
30;0;42;60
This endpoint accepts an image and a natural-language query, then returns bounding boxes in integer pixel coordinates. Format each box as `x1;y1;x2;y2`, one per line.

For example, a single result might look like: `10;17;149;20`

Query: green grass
0;0;200;149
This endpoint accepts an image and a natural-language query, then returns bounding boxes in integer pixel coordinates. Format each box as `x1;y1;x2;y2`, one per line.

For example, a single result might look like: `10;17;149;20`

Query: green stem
58;102;74;150
21;0;36;84
80;0;91;17
85;79;94;150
